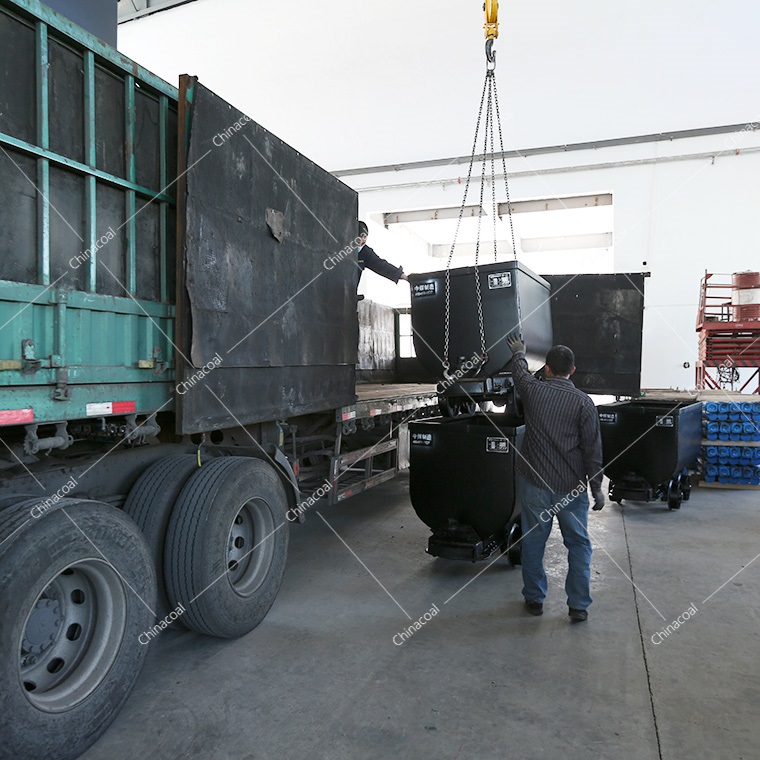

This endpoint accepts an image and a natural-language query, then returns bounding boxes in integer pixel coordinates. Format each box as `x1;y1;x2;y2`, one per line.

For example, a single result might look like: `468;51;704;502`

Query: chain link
472;73;494;365
488;74;498;264
443;72;490;376
492;75;517;260
443;62;515;376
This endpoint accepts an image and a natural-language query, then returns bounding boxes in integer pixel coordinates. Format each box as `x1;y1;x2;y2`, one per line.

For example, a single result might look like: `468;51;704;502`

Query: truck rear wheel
0;498;155;760
163;457;289;638
123;454;200;622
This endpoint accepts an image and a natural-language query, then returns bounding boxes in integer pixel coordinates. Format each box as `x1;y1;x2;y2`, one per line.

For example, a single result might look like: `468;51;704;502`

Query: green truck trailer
0;2;438;757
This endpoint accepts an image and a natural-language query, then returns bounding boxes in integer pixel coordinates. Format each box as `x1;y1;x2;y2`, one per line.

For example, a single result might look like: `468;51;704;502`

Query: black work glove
591;486;605;511
506;332;526;356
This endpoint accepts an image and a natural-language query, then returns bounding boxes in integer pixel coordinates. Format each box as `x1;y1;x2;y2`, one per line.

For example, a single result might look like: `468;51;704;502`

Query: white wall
118;0;759;171
349;129;760;390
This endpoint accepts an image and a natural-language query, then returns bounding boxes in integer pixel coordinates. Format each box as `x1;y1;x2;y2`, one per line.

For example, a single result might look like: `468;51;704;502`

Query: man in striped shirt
506;333;605;622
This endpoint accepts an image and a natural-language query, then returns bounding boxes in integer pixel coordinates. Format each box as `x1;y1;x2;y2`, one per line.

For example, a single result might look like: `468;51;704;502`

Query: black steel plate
177;80;359;434
544;273;646;396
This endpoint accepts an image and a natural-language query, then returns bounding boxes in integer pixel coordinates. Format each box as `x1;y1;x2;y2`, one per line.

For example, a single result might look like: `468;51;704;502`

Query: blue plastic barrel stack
702;401;760;485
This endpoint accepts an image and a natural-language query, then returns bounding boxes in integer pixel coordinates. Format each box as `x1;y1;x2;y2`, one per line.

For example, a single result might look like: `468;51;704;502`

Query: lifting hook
484;0;498;68
485;38;496;68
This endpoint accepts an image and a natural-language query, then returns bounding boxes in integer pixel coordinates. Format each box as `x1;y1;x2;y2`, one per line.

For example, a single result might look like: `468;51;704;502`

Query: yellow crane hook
484;1;498;66
484;0;499;40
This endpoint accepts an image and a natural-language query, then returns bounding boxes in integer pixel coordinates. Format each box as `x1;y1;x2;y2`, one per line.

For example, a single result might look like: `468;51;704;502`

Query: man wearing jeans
506;333;605;622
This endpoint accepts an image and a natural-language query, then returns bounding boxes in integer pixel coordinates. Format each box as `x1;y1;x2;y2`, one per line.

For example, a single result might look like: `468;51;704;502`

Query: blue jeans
518;475;592;610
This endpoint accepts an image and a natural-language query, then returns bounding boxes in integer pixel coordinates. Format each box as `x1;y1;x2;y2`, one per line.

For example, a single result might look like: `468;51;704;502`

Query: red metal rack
696;272;760;393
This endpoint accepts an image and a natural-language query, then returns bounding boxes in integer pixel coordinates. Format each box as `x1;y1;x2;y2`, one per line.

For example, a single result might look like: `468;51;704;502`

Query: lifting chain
442;2;517;379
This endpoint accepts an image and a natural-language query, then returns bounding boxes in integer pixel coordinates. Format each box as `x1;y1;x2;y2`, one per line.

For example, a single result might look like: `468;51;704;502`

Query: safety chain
441;39;518;378
442;72;490;378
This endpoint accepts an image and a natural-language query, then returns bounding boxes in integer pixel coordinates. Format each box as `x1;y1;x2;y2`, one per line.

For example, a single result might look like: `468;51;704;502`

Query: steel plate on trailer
544;273;646;396
177;79;358;434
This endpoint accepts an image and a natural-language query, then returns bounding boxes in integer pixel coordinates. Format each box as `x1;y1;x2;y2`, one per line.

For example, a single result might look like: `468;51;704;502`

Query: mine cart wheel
439;396;453;417
0;497;155;760
678;473;691;502
164;457;289;638
439;397;477;417
667;479;683;510
505;522;522;566
607;485;622;504
123;454;200;624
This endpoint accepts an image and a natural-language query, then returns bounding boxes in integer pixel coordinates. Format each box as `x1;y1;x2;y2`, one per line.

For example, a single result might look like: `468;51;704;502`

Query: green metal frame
0;0;180;424
1;0;177;296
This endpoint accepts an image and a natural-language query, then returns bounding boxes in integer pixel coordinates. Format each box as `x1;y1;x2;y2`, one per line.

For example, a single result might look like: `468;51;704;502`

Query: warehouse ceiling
377;194;615;275
382;194;613;252
116;0;760;172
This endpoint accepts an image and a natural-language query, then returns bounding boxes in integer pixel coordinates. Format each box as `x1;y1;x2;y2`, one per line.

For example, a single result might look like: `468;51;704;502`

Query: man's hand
591;486;605;511
506;332;526;356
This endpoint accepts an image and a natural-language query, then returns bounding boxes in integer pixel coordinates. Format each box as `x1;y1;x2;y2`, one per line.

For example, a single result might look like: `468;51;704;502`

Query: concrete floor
82;473;760;760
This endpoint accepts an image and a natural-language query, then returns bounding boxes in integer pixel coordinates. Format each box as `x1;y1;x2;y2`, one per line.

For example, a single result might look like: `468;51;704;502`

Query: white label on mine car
411;432;433;446
486;437;510;453
656;416;674;427
412;282;436;298
488;272;512;289
599;412;617;424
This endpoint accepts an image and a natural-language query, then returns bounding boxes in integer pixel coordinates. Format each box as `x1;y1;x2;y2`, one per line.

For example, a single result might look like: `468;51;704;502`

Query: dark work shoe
524;600;544;616
568;608;588;622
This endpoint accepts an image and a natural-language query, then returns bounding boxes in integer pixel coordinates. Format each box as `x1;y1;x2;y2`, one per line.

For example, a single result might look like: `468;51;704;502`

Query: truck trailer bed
325;383;439;504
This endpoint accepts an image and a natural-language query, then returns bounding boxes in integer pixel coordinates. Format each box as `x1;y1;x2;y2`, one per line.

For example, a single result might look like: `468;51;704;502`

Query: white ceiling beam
430;241;517;259
520;233;613;252
383;206;483;225
498;194;612;215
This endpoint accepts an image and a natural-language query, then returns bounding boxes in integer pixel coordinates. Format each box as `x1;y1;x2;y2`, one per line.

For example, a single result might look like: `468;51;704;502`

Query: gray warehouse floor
82;473;760;760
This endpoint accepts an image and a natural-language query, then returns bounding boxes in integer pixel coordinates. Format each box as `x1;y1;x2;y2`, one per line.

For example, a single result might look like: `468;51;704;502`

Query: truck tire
123;454;200;622
164;457;289;638
0;493;34;511
0;497;156;760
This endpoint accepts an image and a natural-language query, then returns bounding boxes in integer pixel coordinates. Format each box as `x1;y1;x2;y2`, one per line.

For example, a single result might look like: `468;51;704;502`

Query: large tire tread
164;457;288;639
122;454;200;620
0;498;155;760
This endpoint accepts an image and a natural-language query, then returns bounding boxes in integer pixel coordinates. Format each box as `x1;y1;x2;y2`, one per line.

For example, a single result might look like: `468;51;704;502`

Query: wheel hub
22;598;62;656
18;560;127;712
225;498;275;597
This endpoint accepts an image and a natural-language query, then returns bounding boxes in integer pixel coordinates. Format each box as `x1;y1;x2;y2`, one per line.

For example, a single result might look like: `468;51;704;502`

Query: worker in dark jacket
356;221;407;286
506;332;604;623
